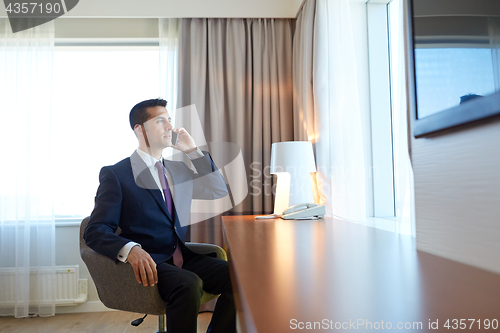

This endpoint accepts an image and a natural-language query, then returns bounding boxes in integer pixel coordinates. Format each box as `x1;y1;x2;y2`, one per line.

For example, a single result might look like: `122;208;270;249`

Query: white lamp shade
270;141;316;214
270;141;316;174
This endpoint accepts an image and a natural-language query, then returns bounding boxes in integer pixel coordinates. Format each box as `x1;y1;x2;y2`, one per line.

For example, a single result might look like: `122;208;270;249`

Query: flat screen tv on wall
408;0;500;138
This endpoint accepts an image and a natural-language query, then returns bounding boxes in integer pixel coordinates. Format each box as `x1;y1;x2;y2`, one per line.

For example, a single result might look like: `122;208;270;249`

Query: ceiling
1;0;306;19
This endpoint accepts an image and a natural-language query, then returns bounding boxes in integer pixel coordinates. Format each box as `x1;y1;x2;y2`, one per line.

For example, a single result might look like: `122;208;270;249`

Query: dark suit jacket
84;150;228;264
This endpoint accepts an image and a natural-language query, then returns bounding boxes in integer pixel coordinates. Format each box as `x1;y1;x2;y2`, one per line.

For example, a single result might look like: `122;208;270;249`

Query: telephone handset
171;131;179;146
281;203;326;220
254;203;326;220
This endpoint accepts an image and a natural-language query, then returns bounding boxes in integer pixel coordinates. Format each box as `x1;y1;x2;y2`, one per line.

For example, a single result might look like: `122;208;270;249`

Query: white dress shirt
116;147;204;263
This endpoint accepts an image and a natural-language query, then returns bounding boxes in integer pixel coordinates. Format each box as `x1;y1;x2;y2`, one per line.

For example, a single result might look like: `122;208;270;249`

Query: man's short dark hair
129;98;168;130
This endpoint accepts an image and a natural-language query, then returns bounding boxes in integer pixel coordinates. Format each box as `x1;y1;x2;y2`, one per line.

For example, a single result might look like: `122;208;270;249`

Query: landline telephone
281;203;326;220
254;203;326;220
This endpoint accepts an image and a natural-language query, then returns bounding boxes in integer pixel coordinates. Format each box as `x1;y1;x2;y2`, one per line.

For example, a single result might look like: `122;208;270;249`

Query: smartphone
171;131;178;145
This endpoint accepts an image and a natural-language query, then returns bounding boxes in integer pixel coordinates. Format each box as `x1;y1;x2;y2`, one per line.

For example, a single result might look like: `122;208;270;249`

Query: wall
411;119;500;274
55;224;107;313
0;0;304;18
407;0;500;274
55;18;159;39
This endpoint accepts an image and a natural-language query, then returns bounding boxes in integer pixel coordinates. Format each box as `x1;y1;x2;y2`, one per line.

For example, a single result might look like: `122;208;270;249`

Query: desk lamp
270;141;317;215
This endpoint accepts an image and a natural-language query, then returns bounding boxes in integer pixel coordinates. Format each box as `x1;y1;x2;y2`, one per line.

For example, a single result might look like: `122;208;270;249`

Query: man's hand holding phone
171;127;197;154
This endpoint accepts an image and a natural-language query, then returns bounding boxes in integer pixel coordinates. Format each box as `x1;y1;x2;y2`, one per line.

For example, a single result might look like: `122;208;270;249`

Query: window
367;0;396;217
414;48;495;117
52;47;160;220
388;0;414;231
368;0;414;234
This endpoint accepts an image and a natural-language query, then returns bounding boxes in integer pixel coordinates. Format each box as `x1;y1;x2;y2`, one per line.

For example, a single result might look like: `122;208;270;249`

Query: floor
0;311;212;333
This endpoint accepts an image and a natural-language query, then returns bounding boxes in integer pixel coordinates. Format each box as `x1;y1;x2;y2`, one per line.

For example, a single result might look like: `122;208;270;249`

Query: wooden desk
222;216;500;333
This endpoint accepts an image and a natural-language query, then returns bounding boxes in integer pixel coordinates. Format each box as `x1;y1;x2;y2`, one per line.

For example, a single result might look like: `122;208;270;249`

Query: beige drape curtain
176;18;294;245
293;0;316;142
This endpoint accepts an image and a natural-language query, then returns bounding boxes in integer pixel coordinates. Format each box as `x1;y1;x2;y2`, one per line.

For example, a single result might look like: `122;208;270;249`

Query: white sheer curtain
294;0;367;221
0;20;56;317
159;18;180;116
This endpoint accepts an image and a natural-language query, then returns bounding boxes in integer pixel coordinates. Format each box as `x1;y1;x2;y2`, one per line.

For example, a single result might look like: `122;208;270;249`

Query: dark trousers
156;247;236;333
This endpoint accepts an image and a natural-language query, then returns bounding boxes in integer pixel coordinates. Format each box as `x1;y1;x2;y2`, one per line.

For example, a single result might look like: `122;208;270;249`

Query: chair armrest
185;242;227;303
186;242;227;261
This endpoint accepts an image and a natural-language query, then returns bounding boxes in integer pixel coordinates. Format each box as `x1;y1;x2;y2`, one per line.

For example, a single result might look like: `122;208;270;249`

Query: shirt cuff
117;242;141;263
186;147;204;160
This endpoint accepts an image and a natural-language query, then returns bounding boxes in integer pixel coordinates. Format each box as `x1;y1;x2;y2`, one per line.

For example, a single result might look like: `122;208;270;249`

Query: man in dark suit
84;98;236;333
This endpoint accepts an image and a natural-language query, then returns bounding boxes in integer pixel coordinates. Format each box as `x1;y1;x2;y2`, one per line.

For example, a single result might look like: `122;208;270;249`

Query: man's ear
134;124;143;135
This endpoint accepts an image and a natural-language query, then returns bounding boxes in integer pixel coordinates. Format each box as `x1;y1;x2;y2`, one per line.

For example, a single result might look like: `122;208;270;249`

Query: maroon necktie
155;161;183;268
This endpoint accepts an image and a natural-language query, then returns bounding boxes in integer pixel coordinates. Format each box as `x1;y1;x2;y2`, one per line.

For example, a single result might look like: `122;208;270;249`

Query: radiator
0;265;88;307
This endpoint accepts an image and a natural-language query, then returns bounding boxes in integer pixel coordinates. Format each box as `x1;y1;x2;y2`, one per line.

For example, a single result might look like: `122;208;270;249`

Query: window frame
367;0;397;218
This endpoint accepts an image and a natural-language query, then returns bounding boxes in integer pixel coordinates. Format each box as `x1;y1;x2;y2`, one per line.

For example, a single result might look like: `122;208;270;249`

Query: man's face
141;106;174;149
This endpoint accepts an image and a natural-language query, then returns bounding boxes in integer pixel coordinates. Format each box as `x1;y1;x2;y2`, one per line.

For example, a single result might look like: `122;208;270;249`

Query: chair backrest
79;217;90;252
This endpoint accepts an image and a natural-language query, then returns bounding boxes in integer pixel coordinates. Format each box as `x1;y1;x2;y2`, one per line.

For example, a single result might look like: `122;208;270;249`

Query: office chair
79;217;226;332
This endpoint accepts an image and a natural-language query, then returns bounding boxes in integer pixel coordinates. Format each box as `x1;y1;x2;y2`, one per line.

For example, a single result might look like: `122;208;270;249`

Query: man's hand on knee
127;246;158;287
